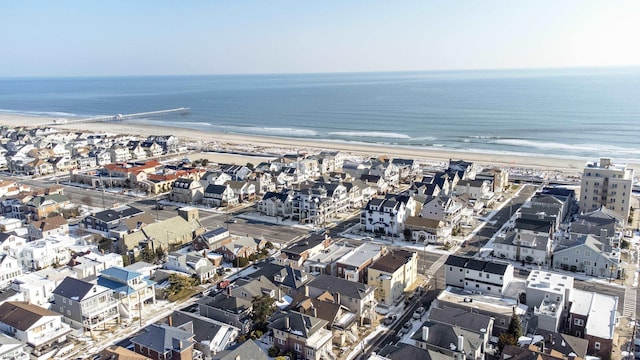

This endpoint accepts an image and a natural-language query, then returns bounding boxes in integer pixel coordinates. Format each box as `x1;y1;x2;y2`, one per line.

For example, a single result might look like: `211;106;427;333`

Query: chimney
334;292;341;304
457;335;464;353
422;326;429;341
568;353;577;360
540;339;545;354
226;286;231;296
168;315;172;327
600;229;608;250
284;316;290;330
312;307;317;317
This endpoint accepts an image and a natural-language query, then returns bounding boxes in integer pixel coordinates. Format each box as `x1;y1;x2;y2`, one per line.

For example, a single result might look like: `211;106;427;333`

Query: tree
403;228;412;240
252;294;276;331
498;312;523;352
246;162;255;170
167;274;196;296
264;241;274;249
139;246;157;263
155;244;165;260
233;256;249;268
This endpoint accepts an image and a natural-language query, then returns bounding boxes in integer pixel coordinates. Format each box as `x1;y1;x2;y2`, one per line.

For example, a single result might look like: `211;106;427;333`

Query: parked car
217;279;231;289
413;307;425;319
382;314;397;325
403;321;412;330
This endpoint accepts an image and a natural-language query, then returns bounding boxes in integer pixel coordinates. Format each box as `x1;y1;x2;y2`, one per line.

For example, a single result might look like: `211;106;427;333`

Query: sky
1;1;640;77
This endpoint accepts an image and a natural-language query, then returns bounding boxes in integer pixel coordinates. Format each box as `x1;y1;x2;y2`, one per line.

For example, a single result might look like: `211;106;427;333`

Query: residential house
226;180;256;202
214;236;266;262
212;340;268;360
131;323;200;360
361;194;416;236
18;235;77;271
335;243;387;283
165;252;216;283
305;274;377;326
97;266;156;314
108;145;132;163
140;141;163;158
10;268;77;307
256;190;294;218
170;178;204;204
286;294;356;332
280;233;331;268
23;193;70;220
268;310;333;360
291;187;335;226
567;289;617;358
26;215;68;240
447;160;478;181
168;310;239;359
82;205;145;233
0;333;28;360
304;241;357;277
198;293;253;334
70;252;125;280
526;270;574;332
418;195;469;227
427;305;494;343
553;233;621;278
192;227;230;251
51;277;119;336
519;195;564;232
476;168;509;193
203;184;237;207
492;218;553;265
404;217;452;245
367;250;418;306
0;233;27;258
220;164;252;181
359;174;388;194
127;141;147;160
229;276;281;303
0;301;71;359
435;287;527;336
453;179;494;202
444;255;514;296
412;321;486;360
570;207;619;238
0;255;21;290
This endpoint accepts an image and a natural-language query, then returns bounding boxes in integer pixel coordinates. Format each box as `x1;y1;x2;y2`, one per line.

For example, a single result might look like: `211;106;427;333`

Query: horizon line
1;63;639;80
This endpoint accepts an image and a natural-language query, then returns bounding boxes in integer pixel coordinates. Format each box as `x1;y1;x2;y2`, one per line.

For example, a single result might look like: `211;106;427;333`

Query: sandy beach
2;113;638;175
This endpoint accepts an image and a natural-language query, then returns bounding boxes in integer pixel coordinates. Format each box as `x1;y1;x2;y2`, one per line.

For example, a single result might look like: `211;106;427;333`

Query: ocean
1;67;639;162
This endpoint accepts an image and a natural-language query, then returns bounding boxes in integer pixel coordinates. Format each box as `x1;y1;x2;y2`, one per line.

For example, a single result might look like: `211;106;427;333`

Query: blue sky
1;1;639;76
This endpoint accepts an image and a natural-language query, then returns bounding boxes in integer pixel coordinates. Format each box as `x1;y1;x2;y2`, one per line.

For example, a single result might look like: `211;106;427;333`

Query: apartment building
580;158;634;224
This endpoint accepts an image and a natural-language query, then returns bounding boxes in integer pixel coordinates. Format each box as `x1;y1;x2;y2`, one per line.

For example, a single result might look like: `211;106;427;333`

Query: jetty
48;107;190;125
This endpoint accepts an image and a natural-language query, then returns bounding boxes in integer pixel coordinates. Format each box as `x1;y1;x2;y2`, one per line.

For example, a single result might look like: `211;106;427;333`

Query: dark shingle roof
214;340;268;360
92;206;144;223
131;324;194;354
444;255;509;275
307;274;373;300
52;277;96;300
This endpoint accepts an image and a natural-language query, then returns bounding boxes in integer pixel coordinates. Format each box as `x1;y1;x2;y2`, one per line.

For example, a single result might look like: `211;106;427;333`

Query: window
487;287;491;291
294;343;302;352
594;342;601;350
278;338;285;345
307;348;315;357
66;310;71;315
486;274;490;279
574;318;584;326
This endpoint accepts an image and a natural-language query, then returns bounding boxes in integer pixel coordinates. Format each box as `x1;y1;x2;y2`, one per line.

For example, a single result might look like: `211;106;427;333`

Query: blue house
97;266;156;316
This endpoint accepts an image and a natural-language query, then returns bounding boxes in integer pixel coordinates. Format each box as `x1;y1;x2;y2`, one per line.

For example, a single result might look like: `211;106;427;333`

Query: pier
48;107;190;125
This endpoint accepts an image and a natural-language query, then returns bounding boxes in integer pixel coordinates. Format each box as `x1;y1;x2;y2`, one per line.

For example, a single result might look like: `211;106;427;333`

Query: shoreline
1;113;638;174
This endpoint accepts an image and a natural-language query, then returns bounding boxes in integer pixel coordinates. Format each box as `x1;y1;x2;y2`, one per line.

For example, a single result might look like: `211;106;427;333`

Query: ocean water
1;67;639;162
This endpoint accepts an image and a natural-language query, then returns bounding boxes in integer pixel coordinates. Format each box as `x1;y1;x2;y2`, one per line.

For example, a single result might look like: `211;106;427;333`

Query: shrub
268;347;279;357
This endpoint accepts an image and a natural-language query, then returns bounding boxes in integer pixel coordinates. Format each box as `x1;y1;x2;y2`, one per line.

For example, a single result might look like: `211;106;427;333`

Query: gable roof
0;301;59;331
130;323;194;354
53;276;106;300
214;340;268;360
268;311;328;339
307;274;374;300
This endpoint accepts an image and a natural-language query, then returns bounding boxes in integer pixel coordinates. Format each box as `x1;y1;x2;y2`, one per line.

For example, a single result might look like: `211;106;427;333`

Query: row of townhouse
257;179;377;224
443;255;617;359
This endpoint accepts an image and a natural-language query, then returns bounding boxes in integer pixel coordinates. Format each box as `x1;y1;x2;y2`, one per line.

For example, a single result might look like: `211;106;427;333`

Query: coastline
1;113;637;174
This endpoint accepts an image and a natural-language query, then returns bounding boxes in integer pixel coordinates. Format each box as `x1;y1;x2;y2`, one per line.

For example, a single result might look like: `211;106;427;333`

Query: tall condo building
580;158;634;224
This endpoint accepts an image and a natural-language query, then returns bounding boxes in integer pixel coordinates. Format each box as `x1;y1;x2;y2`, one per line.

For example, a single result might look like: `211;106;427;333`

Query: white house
492;218;553;266
360;194;416;236
444;255;514;296
0;301;71;358
0;255;22;289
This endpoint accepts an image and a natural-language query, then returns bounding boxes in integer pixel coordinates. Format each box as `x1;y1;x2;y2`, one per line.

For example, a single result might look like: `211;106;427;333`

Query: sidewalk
613;248;638;360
